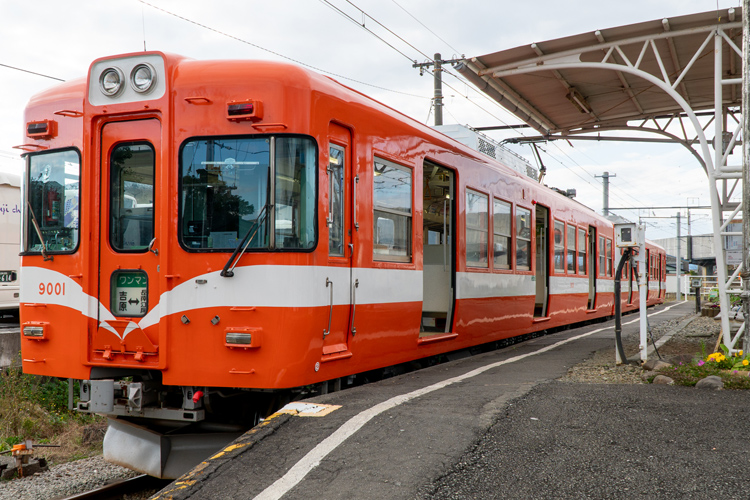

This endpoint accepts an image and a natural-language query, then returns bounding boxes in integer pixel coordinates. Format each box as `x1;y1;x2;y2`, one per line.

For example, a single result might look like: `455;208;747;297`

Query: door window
328;145;345;256
110;143;154;252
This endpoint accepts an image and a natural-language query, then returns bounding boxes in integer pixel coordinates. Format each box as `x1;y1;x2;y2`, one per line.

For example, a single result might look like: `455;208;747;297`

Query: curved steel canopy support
460;17;744;350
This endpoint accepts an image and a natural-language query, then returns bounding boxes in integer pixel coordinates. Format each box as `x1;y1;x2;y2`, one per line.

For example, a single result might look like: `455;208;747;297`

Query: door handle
323;278;333;337
148;238;158;256
349;279;359;335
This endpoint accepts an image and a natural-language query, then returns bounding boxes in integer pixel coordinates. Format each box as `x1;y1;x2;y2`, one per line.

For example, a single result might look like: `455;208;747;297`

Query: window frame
566;223;576;274
577;227;587;275
493;198;513;271
373;156;413;263
22;147;82;256
465;188;489;269
109;141;155;253
553;219;565;273
515;205;532;272
177;134;318;254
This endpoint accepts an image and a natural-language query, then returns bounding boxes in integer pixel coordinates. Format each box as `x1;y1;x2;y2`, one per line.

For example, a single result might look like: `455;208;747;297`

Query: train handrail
220;204;270;278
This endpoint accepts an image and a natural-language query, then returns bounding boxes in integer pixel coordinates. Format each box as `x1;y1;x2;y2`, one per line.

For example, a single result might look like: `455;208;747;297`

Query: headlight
99;67;124;96
130;63;157;93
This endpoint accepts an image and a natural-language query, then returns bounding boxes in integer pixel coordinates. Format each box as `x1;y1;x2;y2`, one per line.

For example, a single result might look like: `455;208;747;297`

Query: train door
421;162;455;333
94;119;160;357
534;205;549;318
324;124;354;354
646;250;651;301
587;226;596;309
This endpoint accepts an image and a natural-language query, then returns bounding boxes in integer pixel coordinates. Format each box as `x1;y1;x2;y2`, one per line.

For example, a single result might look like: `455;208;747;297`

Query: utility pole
413;53;462;127
742;0;750;352
687;207;693;264
595;171;616;216
676;212;681;301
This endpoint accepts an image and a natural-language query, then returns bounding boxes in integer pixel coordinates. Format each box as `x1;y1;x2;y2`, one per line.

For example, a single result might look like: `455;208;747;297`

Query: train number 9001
39;282;66;296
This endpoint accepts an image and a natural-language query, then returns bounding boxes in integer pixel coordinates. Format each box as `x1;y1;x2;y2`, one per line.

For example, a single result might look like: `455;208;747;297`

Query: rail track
59;474;171;500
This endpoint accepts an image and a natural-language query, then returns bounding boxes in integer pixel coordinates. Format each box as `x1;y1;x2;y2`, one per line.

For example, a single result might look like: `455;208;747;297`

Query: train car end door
94;119;161;361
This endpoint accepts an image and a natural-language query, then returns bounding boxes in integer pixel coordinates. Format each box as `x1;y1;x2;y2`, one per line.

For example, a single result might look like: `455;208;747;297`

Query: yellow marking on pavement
277;402;341;417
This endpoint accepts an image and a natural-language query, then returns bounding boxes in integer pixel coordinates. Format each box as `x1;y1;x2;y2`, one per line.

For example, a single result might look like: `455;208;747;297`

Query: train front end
19;52;325;478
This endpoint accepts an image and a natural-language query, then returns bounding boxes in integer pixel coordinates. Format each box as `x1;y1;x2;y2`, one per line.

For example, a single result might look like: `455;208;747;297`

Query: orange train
17;52;665;477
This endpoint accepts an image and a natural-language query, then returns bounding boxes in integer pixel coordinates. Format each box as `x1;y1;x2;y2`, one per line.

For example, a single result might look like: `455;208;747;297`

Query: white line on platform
254;301;688;500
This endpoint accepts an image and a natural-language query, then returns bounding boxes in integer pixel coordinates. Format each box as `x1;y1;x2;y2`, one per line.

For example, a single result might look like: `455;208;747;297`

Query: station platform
151;301;747;500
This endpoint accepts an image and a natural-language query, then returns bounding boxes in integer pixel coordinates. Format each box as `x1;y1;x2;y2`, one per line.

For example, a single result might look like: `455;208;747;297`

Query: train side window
553;220;564;272
606;238;613;277
373;157;412;262
516;206;531;271
25;148;81;254
566;224;576;273
275;137;316;249
577;227;587;274
466;189;488;268
598;235;606;277
110;143;154;252
180;137;270;251
493;199;512;270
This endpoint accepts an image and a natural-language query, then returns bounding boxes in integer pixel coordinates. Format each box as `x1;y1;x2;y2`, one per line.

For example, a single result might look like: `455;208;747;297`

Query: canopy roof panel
457;8;743;135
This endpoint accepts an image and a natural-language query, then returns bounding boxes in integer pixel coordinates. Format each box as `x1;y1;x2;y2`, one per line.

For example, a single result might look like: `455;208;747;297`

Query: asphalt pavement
152;301;750;500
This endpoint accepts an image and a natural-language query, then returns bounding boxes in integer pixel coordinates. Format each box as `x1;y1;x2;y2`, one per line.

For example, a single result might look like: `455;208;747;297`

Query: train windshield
180;136;316;251
25;149;80;254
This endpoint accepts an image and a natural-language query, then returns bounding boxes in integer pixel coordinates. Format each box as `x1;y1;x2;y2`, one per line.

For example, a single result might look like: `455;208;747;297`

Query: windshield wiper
220;204;271;277
26;200;53;261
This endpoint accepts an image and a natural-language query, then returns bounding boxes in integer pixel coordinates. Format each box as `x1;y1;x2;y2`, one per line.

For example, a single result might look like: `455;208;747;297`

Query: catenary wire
137;0;427;100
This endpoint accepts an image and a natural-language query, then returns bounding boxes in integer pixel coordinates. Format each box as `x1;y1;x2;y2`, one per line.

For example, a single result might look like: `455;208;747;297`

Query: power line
137;0;427;100
322;0;428;63
0;63;64;82
390;0;461;56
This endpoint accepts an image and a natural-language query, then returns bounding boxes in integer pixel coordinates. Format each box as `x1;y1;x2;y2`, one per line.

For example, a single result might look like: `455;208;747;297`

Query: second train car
17;52;665;477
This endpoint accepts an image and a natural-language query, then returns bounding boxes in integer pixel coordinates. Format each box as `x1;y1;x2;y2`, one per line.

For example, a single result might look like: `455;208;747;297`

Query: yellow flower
743;360;748;366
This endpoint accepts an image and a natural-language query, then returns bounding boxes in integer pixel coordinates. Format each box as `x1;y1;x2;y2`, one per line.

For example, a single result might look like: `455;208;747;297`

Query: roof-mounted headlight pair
99;63;157;97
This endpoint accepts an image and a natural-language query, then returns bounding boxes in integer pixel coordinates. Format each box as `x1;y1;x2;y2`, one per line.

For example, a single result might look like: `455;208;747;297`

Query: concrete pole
596;171;615;215
742;0;750;352
676;212;681;301
434;53;443;126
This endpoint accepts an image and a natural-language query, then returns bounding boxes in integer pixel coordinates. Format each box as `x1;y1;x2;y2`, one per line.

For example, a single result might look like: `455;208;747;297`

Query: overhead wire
140;0;674;217
136;0;427;100
0;63;64;82
390;0;462;56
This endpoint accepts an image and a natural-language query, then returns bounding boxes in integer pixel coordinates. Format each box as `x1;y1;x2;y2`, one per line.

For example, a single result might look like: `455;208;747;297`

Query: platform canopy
457;7;746;353
457;8;742;138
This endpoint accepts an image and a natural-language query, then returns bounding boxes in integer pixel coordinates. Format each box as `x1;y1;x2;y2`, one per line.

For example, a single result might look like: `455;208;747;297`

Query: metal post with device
613;222;647;364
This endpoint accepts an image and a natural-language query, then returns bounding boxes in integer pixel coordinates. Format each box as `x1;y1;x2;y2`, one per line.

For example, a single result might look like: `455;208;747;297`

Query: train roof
25;54;613;228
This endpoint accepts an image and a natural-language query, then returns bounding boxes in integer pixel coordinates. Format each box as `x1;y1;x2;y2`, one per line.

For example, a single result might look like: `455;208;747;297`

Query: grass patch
0;361;105;464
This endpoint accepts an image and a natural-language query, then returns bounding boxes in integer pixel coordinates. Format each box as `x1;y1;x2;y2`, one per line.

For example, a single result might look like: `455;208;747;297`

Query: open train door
588;226;596;309
93;119;161;361
534;205;549;318
421;162;455;333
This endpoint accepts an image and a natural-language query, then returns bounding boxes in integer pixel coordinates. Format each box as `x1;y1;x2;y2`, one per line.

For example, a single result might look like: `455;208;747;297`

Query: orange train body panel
18;52;666;423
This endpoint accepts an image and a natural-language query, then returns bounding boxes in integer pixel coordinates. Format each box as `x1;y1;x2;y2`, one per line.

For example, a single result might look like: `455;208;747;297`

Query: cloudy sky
0;0;743;239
